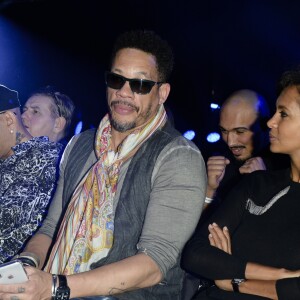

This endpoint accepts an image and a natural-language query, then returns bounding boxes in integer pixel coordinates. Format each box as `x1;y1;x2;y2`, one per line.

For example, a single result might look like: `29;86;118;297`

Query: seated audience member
181;67;300;299
21;86;75;146
183;90;283;300
2;30;207;300
0;84;63;263
204;89;289;209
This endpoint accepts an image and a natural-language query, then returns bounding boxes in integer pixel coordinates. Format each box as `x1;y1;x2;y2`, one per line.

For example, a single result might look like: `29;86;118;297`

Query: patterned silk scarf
44;105;167;274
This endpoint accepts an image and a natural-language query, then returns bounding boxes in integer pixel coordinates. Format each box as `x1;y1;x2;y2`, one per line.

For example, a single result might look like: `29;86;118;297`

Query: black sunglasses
105;71;164;95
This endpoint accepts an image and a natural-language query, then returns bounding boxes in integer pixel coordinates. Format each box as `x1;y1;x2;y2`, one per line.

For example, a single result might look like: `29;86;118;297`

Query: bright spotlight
74;121;83;135
207;132;220;143
183;130;196;141
210;103;220;110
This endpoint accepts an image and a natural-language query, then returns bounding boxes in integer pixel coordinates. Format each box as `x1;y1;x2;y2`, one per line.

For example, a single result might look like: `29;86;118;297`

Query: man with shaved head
205;89;289;207
182;89;290;300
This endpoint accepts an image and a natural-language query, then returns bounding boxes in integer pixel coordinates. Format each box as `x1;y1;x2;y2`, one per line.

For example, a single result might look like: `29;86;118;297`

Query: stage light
210;103;220;110
74;121;83;135
207;132;220;143
183;130;195;141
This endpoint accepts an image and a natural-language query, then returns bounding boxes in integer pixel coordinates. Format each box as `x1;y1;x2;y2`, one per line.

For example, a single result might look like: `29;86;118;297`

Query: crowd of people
0;29;299;300
0;84;63;263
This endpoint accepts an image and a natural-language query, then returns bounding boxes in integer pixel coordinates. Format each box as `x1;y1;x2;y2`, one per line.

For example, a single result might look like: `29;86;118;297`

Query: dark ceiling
1;0;300;159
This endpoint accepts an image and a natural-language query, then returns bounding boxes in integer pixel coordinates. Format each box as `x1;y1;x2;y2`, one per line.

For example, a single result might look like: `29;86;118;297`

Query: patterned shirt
0;136;63;263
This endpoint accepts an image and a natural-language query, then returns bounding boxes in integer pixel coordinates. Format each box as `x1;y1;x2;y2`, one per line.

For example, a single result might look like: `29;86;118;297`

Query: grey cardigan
39;121;207;299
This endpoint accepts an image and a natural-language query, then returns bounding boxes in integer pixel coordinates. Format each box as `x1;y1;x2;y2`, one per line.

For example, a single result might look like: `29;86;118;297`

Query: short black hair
277;66;300;96
111;29;174;82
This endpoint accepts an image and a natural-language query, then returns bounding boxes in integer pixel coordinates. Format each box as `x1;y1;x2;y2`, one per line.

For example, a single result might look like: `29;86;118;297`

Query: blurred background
1;0;300;159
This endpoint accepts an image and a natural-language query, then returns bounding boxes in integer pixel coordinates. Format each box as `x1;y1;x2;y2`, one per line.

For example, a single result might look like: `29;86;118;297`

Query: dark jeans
181;273;201;300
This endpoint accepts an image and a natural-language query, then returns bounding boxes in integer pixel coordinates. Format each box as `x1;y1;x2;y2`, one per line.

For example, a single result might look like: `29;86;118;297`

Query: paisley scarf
45;105;166;274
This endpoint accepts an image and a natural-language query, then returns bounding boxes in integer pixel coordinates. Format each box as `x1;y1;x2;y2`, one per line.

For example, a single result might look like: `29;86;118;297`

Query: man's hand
0;266;52;300
239;157;266;174
206;156;230;198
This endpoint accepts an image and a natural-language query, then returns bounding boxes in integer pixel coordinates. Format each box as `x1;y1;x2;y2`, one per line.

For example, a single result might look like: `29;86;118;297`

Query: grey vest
63;121;184;299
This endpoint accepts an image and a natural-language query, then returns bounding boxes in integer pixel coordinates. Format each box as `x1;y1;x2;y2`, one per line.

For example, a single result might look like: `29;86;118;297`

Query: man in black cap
0;84;63;263
0;84;21;111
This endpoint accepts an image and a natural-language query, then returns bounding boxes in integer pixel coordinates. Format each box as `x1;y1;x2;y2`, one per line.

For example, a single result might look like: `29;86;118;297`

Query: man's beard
108;100;154;133
229;146;251;163
110;118;136;133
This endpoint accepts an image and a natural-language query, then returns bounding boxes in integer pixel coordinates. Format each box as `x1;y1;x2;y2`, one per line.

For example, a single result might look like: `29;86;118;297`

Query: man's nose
21;111;30;122
226;132;237;146
21;111;26;119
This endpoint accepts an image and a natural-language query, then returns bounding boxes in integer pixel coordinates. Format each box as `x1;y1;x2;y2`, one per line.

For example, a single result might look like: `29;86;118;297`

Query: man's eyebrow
234;127;250;130
219;126;249;131
28;105;40;109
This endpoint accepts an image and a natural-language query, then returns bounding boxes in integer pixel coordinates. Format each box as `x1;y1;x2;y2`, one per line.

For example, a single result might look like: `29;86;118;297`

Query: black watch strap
55;275;70;300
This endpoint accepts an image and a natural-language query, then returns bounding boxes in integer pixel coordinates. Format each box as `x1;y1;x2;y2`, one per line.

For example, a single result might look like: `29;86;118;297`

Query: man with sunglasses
7;30;206;300
0;84;62;263
22;86;75;146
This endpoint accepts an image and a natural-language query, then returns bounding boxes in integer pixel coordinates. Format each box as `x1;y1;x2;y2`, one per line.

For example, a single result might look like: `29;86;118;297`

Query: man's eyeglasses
105;71;164;95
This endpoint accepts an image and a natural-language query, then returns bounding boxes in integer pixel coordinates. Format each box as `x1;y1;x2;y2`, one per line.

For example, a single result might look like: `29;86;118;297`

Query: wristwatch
55;275;70;300
231;278;246;292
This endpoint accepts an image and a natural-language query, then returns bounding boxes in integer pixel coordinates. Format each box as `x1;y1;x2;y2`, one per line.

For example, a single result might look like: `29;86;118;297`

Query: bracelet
18;252;40;268
17;256;37;267
52;274;58;300
205;196;214;204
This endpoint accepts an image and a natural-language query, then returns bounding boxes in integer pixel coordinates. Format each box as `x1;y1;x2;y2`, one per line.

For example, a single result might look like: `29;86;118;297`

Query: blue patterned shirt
0;136;62;263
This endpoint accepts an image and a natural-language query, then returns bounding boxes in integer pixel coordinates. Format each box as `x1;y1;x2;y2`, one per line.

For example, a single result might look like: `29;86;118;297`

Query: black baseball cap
0;84;20;112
